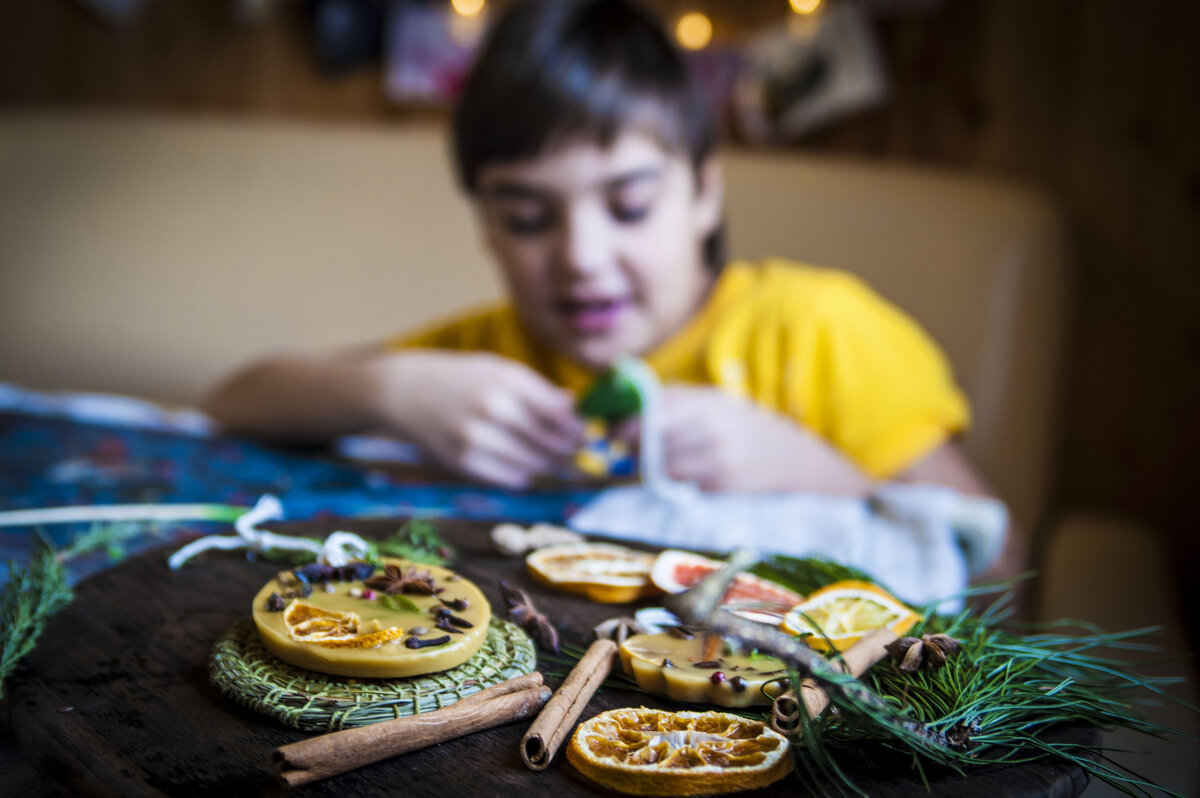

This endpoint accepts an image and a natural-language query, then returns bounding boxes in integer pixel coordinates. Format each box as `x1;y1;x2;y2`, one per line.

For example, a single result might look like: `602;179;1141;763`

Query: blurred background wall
1;0;1196;596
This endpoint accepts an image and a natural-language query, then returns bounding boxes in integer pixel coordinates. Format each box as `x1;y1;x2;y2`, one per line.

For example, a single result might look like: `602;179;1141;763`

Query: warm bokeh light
675;11;713;50
451;0;485;18
789;0;822;14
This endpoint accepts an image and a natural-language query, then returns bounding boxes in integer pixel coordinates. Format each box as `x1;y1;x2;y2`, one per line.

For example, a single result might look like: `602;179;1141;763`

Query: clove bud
405;634;451;649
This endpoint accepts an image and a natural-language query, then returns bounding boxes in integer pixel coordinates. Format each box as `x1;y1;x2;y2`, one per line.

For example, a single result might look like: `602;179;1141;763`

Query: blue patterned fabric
0;387;596;585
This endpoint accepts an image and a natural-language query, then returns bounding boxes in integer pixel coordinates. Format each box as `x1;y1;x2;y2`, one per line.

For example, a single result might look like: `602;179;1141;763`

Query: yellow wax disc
251;559;491;678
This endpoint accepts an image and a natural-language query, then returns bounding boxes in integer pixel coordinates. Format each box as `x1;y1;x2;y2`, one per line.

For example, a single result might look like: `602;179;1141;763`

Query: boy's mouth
557;297;630;335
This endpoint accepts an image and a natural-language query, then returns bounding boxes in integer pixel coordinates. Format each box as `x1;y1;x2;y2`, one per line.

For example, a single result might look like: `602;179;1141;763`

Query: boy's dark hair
452;0;726;271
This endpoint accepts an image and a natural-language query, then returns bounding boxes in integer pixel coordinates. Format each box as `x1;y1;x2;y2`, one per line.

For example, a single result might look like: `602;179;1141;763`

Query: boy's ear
693;157;725;237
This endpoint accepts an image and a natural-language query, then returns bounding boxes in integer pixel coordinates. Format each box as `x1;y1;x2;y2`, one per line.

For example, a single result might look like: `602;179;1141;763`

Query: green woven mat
209;616;537;733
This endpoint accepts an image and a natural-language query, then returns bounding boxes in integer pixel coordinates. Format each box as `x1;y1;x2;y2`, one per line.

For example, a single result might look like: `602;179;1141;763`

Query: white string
166;495;370;569
617;357;664;487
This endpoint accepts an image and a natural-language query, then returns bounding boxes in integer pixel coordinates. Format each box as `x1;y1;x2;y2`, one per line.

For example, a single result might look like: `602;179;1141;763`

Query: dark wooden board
8;519;1095;797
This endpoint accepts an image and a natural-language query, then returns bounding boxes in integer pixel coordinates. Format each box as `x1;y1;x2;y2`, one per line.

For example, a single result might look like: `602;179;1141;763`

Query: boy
206;0;1014;578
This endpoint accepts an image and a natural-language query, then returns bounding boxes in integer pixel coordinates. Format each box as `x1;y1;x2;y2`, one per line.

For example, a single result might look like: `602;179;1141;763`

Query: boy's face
476;131;723;371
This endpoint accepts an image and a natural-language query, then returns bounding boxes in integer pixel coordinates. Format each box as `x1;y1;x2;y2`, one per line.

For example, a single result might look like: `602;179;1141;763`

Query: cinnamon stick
276;672;549;788
771;628;897;735
520;637;617;770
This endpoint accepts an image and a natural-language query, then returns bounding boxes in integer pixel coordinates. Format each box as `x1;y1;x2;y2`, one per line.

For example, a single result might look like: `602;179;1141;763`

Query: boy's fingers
498;372;585;453
663;454;717;492
518;383;584;437
476;389;577;459
661;413;712;454
459;424;549;488
515;405;583;459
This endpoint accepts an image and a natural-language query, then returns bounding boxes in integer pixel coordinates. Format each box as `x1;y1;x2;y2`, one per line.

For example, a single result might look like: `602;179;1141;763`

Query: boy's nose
557;205;613;277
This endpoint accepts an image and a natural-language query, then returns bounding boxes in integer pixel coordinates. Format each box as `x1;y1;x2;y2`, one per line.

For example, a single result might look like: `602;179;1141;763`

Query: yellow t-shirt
392;259;969;479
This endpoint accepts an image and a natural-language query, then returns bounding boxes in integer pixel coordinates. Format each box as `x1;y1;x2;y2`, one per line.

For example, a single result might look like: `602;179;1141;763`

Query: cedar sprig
368;519;455;566
56;519;168;562
0;547;73;700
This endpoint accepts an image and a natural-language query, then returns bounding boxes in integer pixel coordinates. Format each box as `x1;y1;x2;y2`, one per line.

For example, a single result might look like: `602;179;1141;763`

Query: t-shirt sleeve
806;274;970;479
383;305;505;352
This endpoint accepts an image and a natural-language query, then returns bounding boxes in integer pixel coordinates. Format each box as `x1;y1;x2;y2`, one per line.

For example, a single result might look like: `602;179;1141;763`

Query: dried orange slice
567;707;792;796
780;580;920;652
315;627;406;649
526;543;659;603
283;601;361;642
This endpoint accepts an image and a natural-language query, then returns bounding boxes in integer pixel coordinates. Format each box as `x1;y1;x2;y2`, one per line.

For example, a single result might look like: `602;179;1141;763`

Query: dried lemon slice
567;707;792;796
780;580;921;652
526;543;658;603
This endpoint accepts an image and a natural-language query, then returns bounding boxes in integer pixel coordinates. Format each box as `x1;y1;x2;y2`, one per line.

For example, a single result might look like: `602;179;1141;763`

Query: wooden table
8;519;1096;797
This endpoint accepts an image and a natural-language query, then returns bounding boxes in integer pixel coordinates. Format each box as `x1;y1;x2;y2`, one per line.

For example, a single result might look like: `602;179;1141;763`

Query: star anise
498;579;559;654
886;633;962;673
364;564;438;595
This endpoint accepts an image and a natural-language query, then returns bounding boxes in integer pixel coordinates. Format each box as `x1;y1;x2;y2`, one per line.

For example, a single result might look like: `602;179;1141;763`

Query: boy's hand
624;385;874;495
369;351;584;489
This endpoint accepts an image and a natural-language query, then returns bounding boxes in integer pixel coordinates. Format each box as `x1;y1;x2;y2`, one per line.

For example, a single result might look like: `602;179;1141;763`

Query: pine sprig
749;555;873;597
799;595;1193;796
692;555;1195;796
0;548;73;699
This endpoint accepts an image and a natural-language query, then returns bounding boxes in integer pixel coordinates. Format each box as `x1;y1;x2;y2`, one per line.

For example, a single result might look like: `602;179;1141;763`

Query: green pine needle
749;555;874;596
790;588;1193;795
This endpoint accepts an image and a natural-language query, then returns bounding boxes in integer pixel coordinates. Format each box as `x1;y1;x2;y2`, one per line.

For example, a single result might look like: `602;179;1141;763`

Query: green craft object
577;362;644;421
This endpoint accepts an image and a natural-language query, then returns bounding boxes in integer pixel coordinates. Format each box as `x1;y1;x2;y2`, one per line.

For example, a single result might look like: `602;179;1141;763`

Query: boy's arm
896;442;1027;583
202;349;386;441
204;349;584;488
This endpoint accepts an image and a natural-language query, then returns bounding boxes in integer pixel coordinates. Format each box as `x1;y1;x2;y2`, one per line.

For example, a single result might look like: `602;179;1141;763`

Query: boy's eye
489;199;555;236
609;178;659;225
502;212;555;236
610;202;651;224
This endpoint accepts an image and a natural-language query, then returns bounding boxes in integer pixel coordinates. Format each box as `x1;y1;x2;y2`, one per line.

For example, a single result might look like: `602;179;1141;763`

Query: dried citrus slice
315;627;406;649
650;550;804;624
567;707;792;796
526;543;659;603
619;632;789;708
780;580;920;652
283;601;361;642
